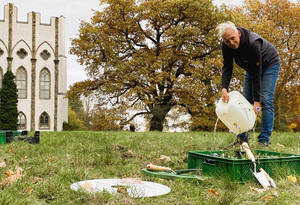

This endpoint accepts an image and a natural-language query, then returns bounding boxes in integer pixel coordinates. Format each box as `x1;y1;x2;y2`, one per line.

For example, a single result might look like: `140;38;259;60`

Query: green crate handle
204;159;216;166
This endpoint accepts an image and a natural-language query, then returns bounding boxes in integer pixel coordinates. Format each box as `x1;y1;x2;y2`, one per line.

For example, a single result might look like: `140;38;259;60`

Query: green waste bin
0;130;21;144
0;132;5;144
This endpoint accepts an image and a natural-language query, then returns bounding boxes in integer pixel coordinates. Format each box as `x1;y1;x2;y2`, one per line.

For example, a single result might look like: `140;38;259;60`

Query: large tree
70;0;226;131
0;70;18;130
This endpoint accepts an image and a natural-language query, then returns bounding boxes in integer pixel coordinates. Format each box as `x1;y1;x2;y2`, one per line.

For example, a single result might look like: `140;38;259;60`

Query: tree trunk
149;105;172;131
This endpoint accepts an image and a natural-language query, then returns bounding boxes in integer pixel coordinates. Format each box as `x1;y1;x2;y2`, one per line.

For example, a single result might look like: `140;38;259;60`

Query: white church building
0;4;68;131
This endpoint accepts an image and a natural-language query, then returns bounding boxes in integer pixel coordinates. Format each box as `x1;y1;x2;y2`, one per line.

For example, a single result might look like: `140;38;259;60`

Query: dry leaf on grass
116;186;127;194
261;196;273;200
5;167;24;183
2;181;7;187
249;186;267;193
160;155;171;163
287;175;297;183
28;186;33;194
208;189;219;197
80;182;95;192
0;162;6;167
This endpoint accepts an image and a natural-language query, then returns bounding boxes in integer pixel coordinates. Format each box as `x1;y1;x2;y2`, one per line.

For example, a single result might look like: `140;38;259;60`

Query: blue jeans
238;63;280;143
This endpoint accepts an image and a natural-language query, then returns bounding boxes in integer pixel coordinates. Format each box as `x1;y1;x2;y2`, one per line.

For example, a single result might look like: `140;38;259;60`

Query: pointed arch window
40;68;50;99
39;112;50;129
17;112;26;130
16;67;27;99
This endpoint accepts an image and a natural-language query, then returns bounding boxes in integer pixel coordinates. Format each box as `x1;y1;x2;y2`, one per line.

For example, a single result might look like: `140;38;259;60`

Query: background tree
90;106;121;131
0;70;18;130
65;85;89;130
68;86;85;114
63;108;87;131
70;0;226;131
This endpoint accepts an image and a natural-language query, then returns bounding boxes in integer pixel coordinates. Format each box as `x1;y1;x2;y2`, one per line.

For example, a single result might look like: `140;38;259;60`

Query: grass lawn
0;131;300;204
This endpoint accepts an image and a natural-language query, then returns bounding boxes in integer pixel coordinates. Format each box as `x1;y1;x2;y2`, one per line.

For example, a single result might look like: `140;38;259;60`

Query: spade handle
241;142;255;162
146;164;172;172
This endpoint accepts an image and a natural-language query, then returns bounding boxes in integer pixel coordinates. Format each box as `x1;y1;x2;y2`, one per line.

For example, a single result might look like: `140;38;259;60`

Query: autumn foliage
70;0;227;131
70;0;299;131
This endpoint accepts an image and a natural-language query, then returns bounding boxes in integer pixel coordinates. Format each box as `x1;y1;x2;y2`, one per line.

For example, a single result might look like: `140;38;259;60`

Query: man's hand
253;101;260;115
222;88;229;103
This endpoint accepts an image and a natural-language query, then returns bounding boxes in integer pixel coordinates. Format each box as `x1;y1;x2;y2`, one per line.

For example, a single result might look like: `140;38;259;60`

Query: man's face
222;28;241;50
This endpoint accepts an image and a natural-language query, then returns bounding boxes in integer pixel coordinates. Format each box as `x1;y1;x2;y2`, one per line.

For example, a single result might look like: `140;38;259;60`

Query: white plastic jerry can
215;91;256;134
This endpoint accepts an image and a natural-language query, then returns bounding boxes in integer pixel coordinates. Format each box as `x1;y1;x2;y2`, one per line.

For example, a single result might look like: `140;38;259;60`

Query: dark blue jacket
221;27;280;101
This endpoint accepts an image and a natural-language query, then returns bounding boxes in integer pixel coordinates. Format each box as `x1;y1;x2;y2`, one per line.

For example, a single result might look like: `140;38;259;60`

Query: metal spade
241;142;276;189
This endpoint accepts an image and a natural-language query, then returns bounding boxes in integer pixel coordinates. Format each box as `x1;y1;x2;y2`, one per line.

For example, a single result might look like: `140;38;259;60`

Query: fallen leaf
5;168;24;183
208;189;219;197
261;196;273;200
160;155;171;162
5;170;13;177
0;162;6;167
80;182;95;192
117;186;127;194
28;186;33;194
249;186;267;193
2;181;7;187
287;176;297;183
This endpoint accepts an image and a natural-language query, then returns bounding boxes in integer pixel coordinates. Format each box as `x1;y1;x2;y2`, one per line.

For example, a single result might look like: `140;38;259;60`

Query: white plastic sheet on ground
70;178;171;198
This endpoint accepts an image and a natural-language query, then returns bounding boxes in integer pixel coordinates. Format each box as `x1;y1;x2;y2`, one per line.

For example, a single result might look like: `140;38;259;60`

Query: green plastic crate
188;150;300;182
0;132;5;144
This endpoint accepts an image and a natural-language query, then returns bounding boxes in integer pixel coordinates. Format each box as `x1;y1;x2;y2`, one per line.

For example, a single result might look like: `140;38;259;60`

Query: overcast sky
0;0;289;89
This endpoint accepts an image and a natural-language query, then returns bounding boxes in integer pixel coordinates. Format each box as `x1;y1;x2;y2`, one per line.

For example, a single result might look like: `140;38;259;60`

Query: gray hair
216;21;238;37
